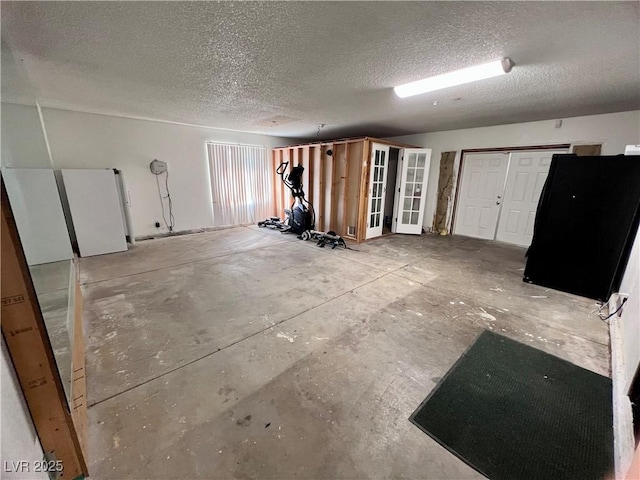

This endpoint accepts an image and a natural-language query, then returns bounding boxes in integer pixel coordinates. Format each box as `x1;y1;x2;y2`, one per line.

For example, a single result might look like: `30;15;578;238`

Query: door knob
497;195;502;199
496;201;502;205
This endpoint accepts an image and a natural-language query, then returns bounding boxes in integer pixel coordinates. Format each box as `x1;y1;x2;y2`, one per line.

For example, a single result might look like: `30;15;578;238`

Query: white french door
392;148;432;234
495;150;566;246
365;143;390;239
454;149;568;246
454;152;509;240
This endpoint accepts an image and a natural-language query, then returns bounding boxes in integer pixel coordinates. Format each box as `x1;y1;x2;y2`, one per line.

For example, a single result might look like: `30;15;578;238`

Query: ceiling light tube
394;58;514;98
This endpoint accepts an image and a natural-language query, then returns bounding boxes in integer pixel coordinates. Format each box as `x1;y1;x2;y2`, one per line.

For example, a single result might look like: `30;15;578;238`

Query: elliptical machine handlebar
276;161;306;198
276;161;289;177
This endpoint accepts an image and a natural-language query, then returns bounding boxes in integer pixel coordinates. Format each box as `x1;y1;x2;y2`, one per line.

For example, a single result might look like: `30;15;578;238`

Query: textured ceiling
2;1;639;139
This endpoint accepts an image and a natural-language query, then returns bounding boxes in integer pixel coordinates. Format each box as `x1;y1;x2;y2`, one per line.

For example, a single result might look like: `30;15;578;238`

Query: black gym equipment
258;162;351;250
299;230;349;249
258;161;314;234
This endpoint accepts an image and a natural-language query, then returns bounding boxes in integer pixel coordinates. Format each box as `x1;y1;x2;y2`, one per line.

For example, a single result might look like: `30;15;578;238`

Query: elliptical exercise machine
258;162;350;250
258;161;314;234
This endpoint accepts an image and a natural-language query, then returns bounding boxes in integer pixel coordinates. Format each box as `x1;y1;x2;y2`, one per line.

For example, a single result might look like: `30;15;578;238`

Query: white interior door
2;168;73;265
365;143;390;239
496;150;567;246
61;169;128;257
392;148;432;234
454;152;509;240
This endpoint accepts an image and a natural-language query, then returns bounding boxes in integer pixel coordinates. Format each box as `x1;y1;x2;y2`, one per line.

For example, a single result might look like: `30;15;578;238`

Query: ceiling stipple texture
2;1;638;139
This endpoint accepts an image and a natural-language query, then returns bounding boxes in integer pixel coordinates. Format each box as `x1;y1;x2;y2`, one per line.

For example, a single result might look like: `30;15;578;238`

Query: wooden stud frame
318;146;326;231
329;145;338;230
1;182;88;479
341;143;350;237
271;137;415;242
357;140;372;242
71;273;88;461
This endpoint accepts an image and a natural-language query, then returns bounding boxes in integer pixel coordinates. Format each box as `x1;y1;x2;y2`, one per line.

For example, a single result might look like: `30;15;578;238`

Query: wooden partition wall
1;182;88;478
271;137;414;242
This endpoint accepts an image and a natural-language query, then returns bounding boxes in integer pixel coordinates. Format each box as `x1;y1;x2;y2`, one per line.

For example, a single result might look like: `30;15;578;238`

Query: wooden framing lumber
329;144;337;231
307;146;316;224
341;142;350;236
276;136;419;150
303;146;311;201
71;271;88;460
357;139;372;242
282;149;291;210
273;136;412;242
318;146;326;231
272;150;279;216
1;183;88;478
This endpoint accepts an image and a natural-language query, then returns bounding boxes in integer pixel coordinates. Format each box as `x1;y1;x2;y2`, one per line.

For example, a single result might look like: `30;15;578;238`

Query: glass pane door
366;144;390;239
393;149;432;235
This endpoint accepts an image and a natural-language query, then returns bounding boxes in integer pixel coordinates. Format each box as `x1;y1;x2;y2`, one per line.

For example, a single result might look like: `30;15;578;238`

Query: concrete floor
80;226;609;479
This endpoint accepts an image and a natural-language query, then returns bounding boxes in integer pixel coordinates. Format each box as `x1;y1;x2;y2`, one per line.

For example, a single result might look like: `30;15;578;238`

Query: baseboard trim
134;224;246;242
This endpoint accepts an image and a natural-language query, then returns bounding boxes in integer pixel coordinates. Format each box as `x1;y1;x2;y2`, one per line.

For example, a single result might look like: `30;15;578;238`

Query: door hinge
398;188;400;192
395;217;398;222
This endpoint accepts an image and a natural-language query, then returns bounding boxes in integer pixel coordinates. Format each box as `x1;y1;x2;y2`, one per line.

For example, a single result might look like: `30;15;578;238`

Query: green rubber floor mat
410;330;613;480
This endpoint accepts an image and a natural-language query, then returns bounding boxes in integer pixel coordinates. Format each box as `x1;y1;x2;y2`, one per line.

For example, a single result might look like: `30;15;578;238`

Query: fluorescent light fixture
394;58;514;98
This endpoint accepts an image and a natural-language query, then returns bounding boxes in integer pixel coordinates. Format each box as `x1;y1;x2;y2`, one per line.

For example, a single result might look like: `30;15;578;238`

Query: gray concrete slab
82;228;609;479
79;227;292;285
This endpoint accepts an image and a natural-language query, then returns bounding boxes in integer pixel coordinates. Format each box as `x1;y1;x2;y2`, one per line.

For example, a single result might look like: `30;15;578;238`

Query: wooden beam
1;182;87;478
282;149;290;210
330;144;337;231
275;136;420;150
363;136;420;149
302;146;310;197
341;142;350;236
272;150;279;216
357;140;371;242
318;147;326;231
71;271;87;460
292;147;299;167
307;146;315;227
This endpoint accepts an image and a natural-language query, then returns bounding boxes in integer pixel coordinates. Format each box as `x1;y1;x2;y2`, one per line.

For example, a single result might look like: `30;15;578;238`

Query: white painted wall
40;108;297;238
0;103;51;169
1;339;48;480
619;228;640;392
390;110;640;233
611;227;640;478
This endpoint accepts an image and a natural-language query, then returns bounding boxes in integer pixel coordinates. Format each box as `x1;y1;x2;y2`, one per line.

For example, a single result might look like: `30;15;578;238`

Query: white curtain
207;143;273;227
